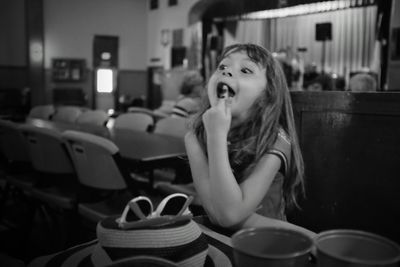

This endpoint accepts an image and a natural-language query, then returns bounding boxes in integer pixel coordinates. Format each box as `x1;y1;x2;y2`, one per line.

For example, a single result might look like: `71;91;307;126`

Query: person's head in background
180;70;204;98
192;43;304;209
348;73;377;92
304;62;318;74
273;48;293;89
306;73;334;91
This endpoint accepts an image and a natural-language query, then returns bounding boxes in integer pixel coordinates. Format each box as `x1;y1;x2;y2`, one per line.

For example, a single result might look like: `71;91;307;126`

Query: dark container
232;227;313;267
315;229;400;267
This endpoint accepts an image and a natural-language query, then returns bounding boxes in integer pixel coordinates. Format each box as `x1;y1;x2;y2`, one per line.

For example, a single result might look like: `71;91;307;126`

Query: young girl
185;43;315;237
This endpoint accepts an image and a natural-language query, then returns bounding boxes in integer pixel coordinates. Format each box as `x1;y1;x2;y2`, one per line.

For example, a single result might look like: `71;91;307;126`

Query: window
150;0;158;10
168;0;177;6
172;29;183;47
52;59;86;82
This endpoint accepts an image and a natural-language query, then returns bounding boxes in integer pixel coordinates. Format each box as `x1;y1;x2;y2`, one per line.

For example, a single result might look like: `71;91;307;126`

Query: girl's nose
222;70;232;77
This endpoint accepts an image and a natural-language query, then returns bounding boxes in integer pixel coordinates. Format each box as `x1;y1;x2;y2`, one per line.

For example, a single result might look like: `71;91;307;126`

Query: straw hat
28;216;232;267
95;215;207;267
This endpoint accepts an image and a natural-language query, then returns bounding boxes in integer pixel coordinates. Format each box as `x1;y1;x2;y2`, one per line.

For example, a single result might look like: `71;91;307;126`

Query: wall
146;0;199;68
0;0;26;67
0;0;27;88
43;0;148;106
145;0;201;107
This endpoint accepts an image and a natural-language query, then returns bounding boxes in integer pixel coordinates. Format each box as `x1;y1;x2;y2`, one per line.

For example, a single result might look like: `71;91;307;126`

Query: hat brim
28;240;232;267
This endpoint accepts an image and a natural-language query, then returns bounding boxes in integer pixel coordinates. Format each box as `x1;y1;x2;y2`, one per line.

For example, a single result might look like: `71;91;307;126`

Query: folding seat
0;120;36;222
19;124;78;211
75;109;110;138
62;130;140;225
151;116;203;214
150;117;200;212
147;116;189;184
19;124;85;251
27;105;55;120
3;122;78;255
51;106;84;124
126;107;156;117
76;110;109;126
0;120;31;177
153;116;189;139
114;112;154;132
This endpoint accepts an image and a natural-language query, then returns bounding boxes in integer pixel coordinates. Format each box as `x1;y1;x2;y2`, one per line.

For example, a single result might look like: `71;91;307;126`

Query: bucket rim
315;229;400;265
232;227;313;259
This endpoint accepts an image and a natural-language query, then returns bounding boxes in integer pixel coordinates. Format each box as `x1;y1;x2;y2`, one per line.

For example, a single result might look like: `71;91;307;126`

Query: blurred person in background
305;73;334;91
302;63;319;90
348;73;377;92
274;49;294;89
171;70;204;118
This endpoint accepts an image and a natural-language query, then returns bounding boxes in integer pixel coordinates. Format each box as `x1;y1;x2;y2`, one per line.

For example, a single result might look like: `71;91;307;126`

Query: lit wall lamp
161;29;170;46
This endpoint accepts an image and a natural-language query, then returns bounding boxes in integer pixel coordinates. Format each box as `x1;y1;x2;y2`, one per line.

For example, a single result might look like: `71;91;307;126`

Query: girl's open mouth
217;82;235;98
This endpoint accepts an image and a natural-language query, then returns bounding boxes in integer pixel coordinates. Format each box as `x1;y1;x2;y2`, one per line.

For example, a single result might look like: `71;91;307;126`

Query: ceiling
188;0;379;23
201;0;332;20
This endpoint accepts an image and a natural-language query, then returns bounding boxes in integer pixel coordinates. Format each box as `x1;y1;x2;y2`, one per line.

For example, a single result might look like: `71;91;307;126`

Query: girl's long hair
190;43;305;210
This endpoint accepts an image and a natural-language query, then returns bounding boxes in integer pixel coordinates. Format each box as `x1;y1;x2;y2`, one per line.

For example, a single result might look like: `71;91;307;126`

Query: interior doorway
92;35;119;112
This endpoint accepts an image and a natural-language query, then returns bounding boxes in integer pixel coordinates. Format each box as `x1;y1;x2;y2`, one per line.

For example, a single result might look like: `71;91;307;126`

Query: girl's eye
218;64;227;71
241;68;253;74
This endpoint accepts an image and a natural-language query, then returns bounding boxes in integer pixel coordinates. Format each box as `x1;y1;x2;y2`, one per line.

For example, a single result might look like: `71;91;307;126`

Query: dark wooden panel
0;66;28;88
52;88;86;106
0;87;30;120
288;91;400;244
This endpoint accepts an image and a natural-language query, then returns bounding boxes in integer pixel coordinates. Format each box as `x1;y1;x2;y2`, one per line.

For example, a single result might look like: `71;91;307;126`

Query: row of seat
43;103;197;197
28;104;189;138
0;107;196;256
0;120;133;218
28;105;90;123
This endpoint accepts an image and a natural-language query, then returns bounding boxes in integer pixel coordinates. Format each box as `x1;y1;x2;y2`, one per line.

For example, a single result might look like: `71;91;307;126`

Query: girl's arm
187;126;315;238
184;131;218;222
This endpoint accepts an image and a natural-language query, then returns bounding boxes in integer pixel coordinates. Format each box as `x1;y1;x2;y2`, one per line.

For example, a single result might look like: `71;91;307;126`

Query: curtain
234;20;267;47
228;6;377;79
188;21;203;70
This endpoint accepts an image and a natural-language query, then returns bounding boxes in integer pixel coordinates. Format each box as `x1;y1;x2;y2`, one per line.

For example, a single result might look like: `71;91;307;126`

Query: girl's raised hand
202;91;232;139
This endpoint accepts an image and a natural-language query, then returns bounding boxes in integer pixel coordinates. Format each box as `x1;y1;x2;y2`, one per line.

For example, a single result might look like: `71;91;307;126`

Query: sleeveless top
256;129;291;220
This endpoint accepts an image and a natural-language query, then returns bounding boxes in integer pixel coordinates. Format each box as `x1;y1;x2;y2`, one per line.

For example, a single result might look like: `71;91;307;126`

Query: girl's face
207;50;267;122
